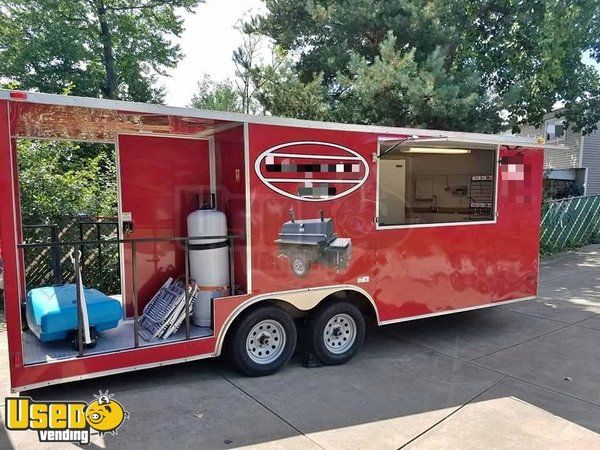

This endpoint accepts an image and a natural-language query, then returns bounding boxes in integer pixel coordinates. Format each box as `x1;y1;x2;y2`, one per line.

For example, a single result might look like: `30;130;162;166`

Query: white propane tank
187;208;230;327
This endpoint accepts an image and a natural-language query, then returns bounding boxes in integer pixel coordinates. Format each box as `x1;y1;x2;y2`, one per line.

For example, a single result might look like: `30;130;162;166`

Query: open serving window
376;136;500;228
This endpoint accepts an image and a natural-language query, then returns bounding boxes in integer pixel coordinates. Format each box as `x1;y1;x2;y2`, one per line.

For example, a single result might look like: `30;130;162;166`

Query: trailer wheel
229;305;297;376
290;254;310;278
308;301;365;365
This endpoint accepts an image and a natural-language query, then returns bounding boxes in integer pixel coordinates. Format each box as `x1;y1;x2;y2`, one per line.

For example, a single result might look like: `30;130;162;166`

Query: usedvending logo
4;390;129;444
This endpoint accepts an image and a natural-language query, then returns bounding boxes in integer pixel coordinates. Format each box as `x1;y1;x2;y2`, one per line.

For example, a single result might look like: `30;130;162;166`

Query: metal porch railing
17;234;241;358
22;218;120;294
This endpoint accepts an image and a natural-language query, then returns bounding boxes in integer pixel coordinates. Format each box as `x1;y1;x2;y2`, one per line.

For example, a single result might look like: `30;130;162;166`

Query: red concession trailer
0;90;564;391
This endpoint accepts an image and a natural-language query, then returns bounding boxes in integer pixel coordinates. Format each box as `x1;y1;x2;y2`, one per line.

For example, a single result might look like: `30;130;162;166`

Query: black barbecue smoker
275;210;352;277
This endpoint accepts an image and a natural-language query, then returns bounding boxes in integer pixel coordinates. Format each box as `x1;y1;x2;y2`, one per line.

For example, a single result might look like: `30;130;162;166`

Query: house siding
518;122;582;170
583;129;600;195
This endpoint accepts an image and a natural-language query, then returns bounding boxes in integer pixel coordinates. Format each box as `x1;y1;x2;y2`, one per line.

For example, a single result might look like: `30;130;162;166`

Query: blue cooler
26;284;123;342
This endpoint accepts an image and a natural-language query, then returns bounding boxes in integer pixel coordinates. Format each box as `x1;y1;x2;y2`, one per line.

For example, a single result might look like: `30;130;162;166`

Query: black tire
308;301;365;365
290;253;310;278
229;305;297;376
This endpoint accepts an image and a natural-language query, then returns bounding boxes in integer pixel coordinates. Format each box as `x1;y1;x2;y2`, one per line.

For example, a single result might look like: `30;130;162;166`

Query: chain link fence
540;195;600;254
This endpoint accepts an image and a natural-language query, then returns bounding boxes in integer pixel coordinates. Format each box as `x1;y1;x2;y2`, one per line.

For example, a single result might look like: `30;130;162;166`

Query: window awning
379;136;567;151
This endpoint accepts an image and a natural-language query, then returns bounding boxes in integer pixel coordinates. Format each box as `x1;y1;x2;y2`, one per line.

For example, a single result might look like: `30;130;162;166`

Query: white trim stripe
1;90;549;146
376;219;496;230
379;135;567;151
379;296;535;326
12;353;215;393
265;178;362;184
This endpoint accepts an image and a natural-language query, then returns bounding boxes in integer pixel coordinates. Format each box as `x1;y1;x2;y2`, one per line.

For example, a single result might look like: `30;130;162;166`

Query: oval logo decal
255;141;370;202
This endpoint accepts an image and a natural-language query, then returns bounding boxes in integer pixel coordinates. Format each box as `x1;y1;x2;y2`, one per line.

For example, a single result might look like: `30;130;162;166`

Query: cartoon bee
85;391;129;435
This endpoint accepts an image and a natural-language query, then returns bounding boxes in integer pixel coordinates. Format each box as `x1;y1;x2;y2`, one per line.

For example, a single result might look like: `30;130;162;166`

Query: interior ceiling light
401;147;472;154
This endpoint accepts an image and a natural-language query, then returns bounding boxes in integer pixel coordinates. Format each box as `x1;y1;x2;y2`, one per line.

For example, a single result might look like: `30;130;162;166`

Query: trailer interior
7;99;249;365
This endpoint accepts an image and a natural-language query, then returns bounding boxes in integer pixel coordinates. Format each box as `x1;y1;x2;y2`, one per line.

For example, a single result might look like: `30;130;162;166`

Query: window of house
546;118;566;142
377;143;496;227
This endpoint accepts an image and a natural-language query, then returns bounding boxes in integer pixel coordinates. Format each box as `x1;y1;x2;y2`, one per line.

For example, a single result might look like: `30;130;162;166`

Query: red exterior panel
247;123;542;322
248;124;379;296
0;100;26;385
492;147;544;300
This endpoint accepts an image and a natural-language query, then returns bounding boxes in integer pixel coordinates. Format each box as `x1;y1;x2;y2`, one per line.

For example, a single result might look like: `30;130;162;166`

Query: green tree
441;0;600;133
190;20;265;114
0;0;203;102
0;1;205;225
254;0;600;133
232;20;263;114
190;75;242;112
257;0;449;83
17;140;117;224
333;34;500;131
253;52;331;121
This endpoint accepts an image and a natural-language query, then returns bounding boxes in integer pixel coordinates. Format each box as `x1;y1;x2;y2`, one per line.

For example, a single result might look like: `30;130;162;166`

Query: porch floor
22;319;213;365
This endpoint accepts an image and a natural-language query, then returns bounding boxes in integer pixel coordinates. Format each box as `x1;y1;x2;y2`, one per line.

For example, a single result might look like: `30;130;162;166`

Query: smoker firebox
275;210;352;277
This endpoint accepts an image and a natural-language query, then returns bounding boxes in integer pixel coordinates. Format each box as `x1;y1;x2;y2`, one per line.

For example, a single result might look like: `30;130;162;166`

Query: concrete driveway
1;246;599;449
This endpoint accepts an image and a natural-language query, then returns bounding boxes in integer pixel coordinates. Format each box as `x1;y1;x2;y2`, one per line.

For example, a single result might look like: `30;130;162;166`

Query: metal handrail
543;194;600;204
17;234;244;248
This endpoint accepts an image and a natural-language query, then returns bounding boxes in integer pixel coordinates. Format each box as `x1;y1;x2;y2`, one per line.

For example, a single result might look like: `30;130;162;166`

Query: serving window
377;141;496;227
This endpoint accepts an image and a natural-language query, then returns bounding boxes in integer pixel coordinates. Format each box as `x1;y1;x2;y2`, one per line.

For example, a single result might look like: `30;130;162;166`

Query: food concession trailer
0;90;563;392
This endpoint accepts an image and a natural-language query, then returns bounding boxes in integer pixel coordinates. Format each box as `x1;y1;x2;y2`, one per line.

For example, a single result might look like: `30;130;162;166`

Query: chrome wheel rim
246;319;287;364
323;313;356;354
292;258;306;275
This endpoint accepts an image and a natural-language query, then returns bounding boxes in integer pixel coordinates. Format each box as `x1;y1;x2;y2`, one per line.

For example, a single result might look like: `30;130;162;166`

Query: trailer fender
215;284;378;356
